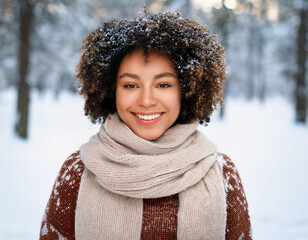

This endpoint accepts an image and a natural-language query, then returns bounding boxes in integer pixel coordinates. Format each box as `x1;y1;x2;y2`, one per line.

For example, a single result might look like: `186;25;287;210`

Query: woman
40;9;252;240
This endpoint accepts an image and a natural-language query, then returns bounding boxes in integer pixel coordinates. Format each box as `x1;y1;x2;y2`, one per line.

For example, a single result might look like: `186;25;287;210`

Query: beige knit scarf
76;113;226;240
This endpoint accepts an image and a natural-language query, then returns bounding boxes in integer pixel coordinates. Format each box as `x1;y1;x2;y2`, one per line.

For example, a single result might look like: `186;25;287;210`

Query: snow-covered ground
0;88;307;240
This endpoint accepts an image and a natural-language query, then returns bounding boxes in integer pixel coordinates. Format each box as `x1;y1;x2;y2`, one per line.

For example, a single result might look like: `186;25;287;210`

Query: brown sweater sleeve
219;153;253;240
40;151;85;240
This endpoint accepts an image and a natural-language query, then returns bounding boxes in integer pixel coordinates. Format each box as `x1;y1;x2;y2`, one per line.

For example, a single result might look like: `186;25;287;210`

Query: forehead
117;49;176;74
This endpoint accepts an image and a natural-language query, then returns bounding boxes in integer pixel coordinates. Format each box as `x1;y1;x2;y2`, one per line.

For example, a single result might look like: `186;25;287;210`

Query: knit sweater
40;151;252;240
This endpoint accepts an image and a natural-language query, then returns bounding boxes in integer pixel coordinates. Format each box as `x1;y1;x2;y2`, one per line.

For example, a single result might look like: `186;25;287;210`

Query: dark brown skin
76;9;226;125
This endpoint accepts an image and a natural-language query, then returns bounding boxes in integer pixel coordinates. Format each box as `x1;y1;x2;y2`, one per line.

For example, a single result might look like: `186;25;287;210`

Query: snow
1;88;308;239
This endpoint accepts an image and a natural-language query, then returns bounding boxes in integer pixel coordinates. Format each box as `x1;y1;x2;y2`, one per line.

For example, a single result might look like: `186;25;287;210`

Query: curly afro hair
76;8;226;125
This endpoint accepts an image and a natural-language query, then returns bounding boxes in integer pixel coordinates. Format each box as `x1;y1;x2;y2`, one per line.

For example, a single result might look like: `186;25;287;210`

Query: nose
137;87;158;108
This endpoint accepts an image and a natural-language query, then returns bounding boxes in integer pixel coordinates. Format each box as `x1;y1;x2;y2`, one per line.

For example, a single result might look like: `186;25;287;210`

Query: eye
123;84;138;88
157;83;171;88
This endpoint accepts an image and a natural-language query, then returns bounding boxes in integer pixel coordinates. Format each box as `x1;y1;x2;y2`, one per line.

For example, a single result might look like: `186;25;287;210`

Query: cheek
175;92;182;118
164;90;181;114
174;88;182;108
116;90;136;113
115;90;125;112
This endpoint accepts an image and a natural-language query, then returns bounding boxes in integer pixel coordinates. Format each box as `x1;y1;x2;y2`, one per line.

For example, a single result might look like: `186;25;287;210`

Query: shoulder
56;150;85;183
216;153;247;199
47;150;85;210
216;153;253;240
48;150;85;200
40;151;85;239
216;152;238;174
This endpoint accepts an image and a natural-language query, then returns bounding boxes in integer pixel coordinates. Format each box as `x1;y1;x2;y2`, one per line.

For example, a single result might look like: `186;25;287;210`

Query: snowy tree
277;0;308;123
211;1;235;117
15;0;35;139
294;0;308;123
0;0;17;88
13;0;80;138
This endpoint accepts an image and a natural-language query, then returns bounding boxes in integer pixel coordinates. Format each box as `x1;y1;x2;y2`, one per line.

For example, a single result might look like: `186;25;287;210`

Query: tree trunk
295;9;308;123
15;0;34;138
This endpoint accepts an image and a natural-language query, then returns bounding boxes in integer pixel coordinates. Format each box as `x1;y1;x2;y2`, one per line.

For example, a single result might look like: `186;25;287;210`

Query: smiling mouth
134;113;163;120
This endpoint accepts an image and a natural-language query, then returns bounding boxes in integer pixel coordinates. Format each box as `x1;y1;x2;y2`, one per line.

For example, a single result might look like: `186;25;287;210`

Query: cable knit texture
40;151;252;240
76;113;226;240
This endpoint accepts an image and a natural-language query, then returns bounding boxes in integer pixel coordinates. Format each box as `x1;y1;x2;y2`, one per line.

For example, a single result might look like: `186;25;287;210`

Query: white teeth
136;113;162;120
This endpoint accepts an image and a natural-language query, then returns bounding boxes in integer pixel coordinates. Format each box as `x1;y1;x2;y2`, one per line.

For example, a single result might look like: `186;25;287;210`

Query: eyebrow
154;72;177;79
118;72;177;80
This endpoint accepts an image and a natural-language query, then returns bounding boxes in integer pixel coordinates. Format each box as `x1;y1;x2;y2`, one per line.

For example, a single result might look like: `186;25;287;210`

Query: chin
137;131;163;141
141;134;161;141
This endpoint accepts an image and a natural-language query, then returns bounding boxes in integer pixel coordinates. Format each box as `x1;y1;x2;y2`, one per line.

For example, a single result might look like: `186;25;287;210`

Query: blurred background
0;0;307;239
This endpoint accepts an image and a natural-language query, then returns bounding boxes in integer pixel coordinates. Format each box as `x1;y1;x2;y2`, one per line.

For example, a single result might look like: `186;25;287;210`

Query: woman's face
116;49;181;140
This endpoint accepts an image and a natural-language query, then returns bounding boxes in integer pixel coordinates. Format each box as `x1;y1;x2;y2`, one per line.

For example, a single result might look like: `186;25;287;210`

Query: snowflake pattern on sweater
40;151;252;240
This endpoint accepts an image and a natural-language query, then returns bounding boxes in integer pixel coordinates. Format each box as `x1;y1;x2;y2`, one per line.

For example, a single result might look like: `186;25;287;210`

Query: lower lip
132;113;163;125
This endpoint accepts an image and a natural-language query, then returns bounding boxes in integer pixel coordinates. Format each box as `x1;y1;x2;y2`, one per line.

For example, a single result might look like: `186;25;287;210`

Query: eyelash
123;84;137;88
123;83;172;89
157;83;171;88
